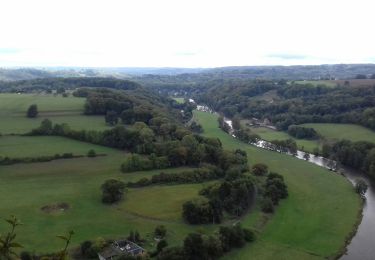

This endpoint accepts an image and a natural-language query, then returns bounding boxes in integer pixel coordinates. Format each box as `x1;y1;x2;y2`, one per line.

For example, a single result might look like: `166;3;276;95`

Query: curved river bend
194;104;375;260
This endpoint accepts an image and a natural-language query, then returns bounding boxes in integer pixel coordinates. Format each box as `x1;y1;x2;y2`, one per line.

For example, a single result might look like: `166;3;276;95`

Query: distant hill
207;64;375;80
2;64;375;82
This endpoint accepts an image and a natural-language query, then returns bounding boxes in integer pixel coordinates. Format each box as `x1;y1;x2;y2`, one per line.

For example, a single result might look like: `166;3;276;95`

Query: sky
1;0;375;68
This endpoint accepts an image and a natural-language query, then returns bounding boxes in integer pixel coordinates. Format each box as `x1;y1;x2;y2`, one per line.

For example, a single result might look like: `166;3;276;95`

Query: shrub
26;104;38;118
157;239;168;252
252;163;268;176
355;179;368;196
155;225;167;238
243;228;256;242
87;149;97;157
101;179;126;204
260;198;274;213
219;225;246;251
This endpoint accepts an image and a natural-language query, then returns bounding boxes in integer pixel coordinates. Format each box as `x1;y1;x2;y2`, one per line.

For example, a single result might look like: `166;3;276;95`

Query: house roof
98;240;145;259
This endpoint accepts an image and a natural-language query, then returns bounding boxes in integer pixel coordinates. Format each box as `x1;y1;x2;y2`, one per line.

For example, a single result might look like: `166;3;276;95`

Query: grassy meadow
172;97;185;104
0;93;215;253
0;93;108;134
301;123;375;143
0;155;210;252
294;80;337;87
0;136;119;158
245;122;375;154
249;126;321;153
194;110;361;259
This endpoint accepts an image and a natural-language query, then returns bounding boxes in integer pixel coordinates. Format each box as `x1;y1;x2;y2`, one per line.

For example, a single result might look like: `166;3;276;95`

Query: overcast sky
1;0;375;68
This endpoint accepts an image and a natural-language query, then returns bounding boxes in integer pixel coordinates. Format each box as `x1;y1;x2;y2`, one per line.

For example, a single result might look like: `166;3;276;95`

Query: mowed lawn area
194;111;361;259
0;93;108;134
0;136;119;158
301;123;375;143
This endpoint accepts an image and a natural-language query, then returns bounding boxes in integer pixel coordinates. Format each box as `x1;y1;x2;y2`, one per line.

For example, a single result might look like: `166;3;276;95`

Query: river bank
194;104;371;260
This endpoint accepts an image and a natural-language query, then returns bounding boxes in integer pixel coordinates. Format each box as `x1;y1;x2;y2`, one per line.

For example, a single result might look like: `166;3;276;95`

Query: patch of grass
172;97;185;104
294;80;337;88
0;136;120;158
120;184;207;221
0;93;109;134
194;110;361;259
243;124;320;153
0;93;84;113
301;123;375;143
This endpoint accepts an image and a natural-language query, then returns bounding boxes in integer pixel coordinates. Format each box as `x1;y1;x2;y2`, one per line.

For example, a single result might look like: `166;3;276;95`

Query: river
195;104;374;260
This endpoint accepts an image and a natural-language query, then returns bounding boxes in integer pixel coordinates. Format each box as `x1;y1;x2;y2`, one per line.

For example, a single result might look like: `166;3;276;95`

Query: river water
195;104;374;260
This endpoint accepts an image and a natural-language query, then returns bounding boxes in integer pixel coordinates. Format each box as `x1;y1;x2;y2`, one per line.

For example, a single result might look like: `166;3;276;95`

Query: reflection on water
340;167;375;260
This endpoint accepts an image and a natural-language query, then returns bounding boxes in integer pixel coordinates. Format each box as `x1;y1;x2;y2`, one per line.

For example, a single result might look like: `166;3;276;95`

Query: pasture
194;110;361;259
172;97;185;104
301;123;375;143
294;80;337;88
0;93;215;253
0;156;208;252
245;125;320;153
0;93;108;134
0;136;119;158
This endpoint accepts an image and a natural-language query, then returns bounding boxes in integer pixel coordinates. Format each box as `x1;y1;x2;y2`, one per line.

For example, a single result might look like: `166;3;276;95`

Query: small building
98;240;145;260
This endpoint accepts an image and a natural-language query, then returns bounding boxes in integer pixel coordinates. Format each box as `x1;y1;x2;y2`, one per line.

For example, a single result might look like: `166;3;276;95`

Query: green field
121;184;210;221
194;110;361;259
0;94;109;134
172;97;185;104
0;93;217;253
294;80;337;88
0;136;121;158
301;123;375;143
0;154;209;252
248;126;320;153
0;92;363;258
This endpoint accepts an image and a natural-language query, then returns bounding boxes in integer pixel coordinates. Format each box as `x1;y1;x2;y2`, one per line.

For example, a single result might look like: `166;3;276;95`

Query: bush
157;246;185;260
243;228;256;242
126;166;222;187
252;163;268;176
26;104;38;118
355;179;368;196
157;239;168;252
20;251;33;260
287;125;318;139
219;225;246;251
62;153;74;158
87;149;97;157
121;154;168;173
155;225;167;238
101;179;126;204
260;198;274;213
80;238;109;258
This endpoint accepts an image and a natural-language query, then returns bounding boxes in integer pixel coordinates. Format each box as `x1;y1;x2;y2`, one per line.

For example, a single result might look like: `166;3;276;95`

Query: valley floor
194;110;361;259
